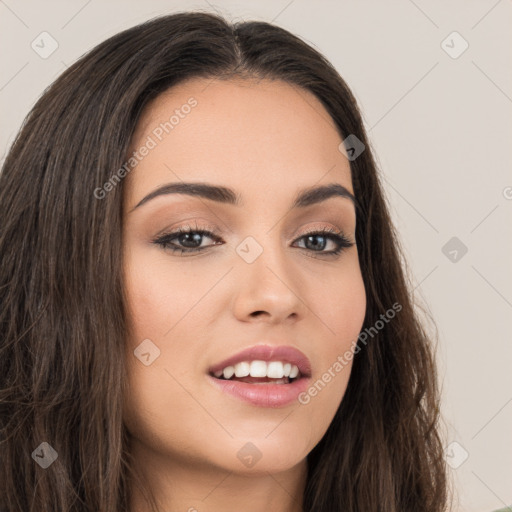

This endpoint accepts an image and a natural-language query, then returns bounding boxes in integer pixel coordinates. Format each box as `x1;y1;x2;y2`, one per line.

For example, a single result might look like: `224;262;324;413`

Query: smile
211;360;301;383
207;344;312;408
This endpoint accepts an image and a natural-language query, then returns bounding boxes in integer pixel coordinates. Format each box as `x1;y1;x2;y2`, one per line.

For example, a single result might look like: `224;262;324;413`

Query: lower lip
207;375;310;408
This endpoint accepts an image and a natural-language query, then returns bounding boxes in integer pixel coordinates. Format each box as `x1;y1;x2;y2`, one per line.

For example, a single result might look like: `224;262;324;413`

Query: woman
0;11;449;512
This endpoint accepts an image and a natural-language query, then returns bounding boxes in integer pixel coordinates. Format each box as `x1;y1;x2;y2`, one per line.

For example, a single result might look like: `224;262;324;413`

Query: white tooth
289;365;299;379
283;363;292;377
267;361;284;379
223;366;235;379
214;370;223;378
234;361;250;377
249;360;267;377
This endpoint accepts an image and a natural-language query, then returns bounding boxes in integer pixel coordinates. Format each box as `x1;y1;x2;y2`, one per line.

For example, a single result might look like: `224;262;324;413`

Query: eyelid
289;222;354;243
153;219;221;239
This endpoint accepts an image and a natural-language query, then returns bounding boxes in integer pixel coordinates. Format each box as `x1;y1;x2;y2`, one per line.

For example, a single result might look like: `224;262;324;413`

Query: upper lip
208;344;312;378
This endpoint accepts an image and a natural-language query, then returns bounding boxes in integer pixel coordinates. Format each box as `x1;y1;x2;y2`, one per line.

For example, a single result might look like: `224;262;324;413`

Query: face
121;77;366;476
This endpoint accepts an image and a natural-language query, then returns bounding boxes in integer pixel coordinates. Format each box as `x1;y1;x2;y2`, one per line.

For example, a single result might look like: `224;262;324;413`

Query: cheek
122;247;211;397
123;245;208;341
299;257;366;427
311;253;367;349
122;245;221;447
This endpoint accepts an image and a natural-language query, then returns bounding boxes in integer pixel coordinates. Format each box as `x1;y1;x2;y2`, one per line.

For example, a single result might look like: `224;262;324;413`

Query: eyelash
152;223;354;257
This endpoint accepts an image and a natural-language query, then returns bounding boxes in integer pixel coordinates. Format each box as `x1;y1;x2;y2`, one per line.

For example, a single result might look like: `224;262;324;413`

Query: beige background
1;1;511;510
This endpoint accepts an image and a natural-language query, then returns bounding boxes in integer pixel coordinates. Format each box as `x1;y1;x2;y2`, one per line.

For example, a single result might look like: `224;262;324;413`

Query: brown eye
153;227;222;254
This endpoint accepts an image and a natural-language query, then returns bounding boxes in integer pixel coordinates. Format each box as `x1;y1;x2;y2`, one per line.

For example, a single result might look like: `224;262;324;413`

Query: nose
231;235;305;324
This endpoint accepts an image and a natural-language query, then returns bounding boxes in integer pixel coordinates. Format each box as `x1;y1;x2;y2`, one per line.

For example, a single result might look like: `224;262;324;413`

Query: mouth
209;361;304;385
206;345;312;408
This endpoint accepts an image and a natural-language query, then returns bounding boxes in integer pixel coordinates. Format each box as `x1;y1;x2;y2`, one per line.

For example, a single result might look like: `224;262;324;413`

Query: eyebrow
129;181;356;213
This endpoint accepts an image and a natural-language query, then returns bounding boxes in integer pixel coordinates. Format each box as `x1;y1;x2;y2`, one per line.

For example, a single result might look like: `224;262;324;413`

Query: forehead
124;77;353;206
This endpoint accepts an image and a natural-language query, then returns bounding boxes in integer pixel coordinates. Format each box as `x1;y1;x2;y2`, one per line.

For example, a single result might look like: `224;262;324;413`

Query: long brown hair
0;11;448;511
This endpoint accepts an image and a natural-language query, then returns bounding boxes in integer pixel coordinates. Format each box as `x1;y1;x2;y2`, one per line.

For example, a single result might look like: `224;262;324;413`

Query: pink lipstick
207;344;312;408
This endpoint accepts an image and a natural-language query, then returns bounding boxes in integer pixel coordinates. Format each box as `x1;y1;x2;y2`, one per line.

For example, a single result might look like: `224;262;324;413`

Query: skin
121;77;367;512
